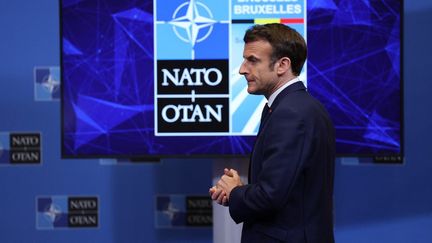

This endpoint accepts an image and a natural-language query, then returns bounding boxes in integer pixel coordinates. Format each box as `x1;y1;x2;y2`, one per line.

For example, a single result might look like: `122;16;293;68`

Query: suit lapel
271;81;306;110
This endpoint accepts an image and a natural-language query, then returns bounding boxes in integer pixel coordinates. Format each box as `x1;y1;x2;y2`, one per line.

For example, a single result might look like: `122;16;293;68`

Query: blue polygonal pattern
71;95;152;150
308;0;401;155
308;0;338;10
63;38;83;55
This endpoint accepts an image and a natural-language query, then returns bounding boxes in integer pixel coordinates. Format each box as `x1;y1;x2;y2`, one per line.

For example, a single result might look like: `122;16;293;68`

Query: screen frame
59;0;404;161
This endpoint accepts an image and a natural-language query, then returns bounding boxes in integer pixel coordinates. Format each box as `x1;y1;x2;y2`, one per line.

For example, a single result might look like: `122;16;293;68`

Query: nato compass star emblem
42;74;60;94
34;66;61;101
163;202;180;221
169;0;216;47
44;203;63;223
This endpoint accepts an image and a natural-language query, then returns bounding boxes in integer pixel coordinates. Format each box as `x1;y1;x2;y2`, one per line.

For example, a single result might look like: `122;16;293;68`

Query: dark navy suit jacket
229;81;335;243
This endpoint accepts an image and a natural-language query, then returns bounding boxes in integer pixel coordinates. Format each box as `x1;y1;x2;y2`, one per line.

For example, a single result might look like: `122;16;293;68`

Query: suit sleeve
229;108;307;223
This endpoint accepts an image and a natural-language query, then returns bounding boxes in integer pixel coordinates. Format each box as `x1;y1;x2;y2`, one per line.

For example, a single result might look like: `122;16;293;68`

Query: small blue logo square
36;196;68;229
156;0;229;60
34;66;61;101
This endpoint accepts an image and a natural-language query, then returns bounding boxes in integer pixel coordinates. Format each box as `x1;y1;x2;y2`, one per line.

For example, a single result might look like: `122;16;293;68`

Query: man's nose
239;61;247;75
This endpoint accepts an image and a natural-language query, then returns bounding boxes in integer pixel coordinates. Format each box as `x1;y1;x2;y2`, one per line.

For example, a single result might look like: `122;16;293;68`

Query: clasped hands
209;168;243;206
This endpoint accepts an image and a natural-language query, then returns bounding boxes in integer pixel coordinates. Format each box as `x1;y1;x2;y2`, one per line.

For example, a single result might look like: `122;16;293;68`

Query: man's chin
247;88;261;95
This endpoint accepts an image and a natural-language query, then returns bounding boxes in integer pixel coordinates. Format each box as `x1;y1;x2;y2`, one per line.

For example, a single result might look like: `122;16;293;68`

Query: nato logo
0;132;41;165
34;66;60;101
156;0;229;60
155;195;212;228
37;196;99;229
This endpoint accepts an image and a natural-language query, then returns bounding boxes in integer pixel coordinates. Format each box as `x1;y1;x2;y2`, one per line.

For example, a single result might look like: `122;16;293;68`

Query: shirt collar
267;77;301;107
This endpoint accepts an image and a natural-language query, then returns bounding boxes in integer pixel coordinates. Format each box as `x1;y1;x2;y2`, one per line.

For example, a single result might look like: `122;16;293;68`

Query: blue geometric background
62;0;401;157
307;0;401;155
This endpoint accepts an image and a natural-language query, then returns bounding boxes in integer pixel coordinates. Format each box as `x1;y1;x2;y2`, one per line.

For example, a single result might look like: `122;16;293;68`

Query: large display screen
61;0;402;158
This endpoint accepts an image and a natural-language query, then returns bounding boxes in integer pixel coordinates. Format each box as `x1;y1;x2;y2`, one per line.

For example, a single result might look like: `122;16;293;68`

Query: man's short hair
243;23;307;76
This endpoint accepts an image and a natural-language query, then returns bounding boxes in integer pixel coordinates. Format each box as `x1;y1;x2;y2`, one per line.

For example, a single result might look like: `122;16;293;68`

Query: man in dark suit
210;23;335;242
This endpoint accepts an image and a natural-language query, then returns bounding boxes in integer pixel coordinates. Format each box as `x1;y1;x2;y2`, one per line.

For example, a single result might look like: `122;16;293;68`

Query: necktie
250;103;271;182
258;103;271;133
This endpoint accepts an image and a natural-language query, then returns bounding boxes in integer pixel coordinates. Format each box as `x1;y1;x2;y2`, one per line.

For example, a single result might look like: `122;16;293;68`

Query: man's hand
209;168;243;206
209;186;228;206
216;168;243;201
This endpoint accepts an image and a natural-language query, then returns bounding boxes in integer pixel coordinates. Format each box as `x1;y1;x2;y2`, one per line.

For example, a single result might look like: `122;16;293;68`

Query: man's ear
276;57;292;75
